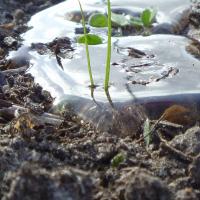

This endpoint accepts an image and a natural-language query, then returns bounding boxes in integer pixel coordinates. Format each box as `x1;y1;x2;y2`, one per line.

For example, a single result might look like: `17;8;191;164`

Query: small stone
152;23;173;34
3;36;17;47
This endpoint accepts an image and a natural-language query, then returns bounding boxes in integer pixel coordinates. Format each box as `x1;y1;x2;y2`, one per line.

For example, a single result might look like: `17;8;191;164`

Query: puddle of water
10;34;200;135
22;0;191;45
9;0;200;135
86;0;191;27
24;35;200;103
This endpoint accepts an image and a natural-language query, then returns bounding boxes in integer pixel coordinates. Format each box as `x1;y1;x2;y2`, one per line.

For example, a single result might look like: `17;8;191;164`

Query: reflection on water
8;0;200;135
20;35;200;103
21;0;190;44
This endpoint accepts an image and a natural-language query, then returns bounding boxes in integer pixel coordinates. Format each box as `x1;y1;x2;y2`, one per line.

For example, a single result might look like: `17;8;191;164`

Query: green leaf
129;17;143;27
111;153;125;168
111;12;129;27
89;13;108;27
141;8;156;27
77;34;103;45
143;118;151;146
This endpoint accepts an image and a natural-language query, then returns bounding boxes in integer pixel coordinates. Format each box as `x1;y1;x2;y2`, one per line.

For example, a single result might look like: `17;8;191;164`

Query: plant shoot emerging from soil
77;0;95;88
111;153;125;168
104;0;112;92
110;8;156;28
76;1;157;95
77;0;112;92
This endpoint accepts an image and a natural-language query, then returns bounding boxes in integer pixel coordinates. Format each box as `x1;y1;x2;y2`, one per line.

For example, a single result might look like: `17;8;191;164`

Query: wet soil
0;1;200;200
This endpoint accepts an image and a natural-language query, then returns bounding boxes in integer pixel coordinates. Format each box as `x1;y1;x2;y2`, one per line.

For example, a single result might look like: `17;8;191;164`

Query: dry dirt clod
175;188;198;200
2;163;95;200
159;140;193;164
189;2;200;28
186;40;200;58
124;168;172;200
189;153;200;188
169;126;200;157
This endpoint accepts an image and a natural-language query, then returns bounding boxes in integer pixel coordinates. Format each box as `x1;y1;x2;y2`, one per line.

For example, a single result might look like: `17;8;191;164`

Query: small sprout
141;8;156;27
110;8;156;28
111;12;130;27
77;34;103;45
143;118;152;146
77;0;94;87
111;153;125;168
129;16;143;27
104;0;112;92
89;13;108;27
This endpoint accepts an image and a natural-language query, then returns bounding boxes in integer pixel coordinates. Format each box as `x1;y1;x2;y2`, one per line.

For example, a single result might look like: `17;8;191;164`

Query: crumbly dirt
0;1;200;200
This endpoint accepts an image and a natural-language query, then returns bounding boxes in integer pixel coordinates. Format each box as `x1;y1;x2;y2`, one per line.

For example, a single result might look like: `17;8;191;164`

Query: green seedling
111;12;130;27
129;16;143;27
77;0;112;92
111;153;125;168
141;8;156;27
109;8;156;28
143;118;152;146
89;13;108;27
104;0;112;92
111;13;144;28
77;0;95;88
78;34;103;45
76;1;156;96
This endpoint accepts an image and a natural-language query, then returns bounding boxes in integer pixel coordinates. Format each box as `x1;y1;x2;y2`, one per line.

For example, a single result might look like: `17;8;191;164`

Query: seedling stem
104;0;112;92
77;0;95;88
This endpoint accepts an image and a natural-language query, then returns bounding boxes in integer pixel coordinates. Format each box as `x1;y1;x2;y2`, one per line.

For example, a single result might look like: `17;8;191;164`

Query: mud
0;0;200;200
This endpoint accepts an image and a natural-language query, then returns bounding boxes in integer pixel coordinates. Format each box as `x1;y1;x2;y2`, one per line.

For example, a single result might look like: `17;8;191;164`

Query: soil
0;1;200;200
